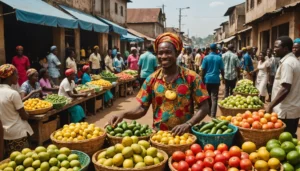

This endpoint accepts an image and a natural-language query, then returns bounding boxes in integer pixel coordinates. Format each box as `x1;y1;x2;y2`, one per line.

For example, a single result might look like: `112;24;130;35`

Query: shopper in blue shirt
202;43;225;118
243;46;254;80
138;44;158;85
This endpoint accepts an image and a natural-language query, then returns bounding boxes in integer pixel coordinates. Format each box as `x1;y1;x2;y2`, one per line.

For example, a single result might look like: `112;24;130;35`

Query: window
94;0;104;14
250;0;254;9
121;6;124;16
115;3;118;14
230;14;235;25
257;0;262;4
246;0;249;11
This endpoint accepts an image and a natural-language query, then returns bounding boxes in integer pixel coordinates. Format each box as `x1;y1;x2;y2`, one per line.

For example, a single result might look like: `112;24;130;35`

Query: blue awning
60;5;109;33
121;33;144;42
97;17;127;35
0;0;78;29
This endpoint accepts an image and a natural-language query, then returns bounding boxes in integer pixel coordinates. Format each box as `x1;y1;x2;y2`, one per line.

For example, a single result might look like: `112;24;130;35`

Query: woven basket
236;123;286;148
233;92;259;97
92;149;168;171
218;105;263;116
26;104;53;115
101;76;119;83
106;131;155;146
168;157;177;171
103;85;113;90
50;128;106;156
0;151;89;171
150;134;197;156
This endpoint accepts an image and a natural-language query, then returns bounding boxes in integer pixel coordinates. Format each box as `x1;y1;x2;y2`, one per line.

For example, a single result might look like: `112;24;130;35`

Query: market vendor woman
109;33;210;135
0;64;33;156
58;69;87;123
20;68;43;101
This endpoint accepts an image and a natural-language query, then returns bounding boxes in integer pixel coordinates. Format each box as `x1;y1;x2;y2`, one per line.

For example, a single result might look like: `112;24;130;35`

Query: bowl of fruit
0;145;90;171
92;136;168;171
24;98;53;115
150;131;197;156
106;121;155;146
219;110;286;147
218;95;264;116
233;83;259;97
50;122;106;156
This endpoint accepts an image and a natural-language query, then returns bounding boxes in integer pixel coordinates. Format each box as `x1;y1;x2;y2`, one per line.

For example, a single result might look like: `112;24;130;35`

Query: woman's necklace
162;67;179;100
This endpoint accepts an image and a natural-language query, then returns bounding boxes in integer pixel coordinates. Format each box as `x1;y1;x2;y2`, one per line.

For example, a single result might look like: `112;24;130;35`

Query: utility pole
178;7;190;33
158;4;167;30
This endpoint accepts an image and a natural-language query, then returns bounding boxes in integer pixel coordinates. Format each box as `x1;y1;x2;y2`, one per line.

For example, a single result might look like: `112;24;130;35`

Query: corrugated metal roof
127;28;155;41
237;27;252;34
127;8;161;23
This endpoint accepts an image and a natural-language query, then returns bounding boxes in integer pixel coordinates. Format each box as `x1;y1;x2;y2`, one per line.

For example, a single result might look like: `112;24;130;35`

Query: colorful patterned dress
136;67;209;131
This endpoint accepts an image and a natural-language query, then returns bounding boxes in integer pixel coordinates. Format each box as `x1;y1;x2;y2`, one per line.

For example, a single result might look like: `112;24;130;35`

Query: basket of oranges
24;98;53;115
50;122;106;156
150;131;197;156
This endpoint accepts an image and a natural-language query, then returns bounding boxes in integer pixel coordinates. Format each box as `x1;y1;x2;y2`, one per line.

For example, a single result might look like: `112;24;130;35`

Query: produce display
115;73;134;81
151;131;195;145
88;79;112;88
171;143;255;171
247;132;300;171
53;122;105;142
100;71;117;78
233;83;259;95
91;74;101;80
237;79;253;86
106;121;153;137
0;145;82;171
24;98;52;111
45;94;67;104
218;111;284;130
193;119;233;135
95;136;165;168
218;95;264;109
122;69;138;76
75;84;91;93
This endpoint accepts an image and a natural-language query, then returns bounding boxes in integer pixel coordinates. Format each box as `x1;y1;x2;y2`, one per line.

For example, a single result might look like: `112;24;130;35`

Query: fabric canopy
121;33;144;42
127;28;155;42
60;5;109;33
0;0;78;29
223;36;236;43
97;17;127;35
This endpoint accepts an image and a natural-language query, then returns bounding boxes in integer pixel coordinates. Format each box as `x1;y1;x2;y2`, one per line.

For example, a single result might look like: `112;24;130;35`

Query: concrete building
127;8;165;39
224;2;252;50
0;0;131;65
214;28;222;43
245;0;300;52
220;21;229;40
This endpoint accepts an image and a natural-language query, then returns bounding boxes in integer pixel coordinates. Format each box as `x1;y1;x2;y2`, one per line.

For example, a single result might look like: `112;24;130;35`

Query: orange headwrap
82;65;90;72
16;45;23;50
0;64;16;79
154;32;183;53
65;69;75;76
26;68;37;77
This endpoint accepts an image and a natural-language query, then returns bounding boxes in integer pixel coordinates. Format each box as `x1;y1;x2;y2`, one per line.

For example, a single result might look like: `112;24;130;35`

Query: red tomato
228;157;241;168
178;161;189;171
191;163;204;171
222;151;231;160
203;167;213;171
214;150;221;155
204;144;215;152
217;143;228;153
190;144;202;155
229;146;241;157
185;155;197;167
172;151;186;162
196;160;205;167
203;157;215;168
185;149;194;156
172;162;179;170
213;162;227;171
205;150;216;158
241;152;249;159
215;154;227;164
242;122;251;128
195;152;205;161
240;159;252;170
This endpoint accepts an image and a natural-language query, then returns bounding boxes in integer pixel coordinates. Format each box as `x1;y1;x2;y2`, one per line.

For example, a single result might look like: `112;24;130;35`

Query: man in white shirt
89;46;101;74
266;36;300;138
0;64;33;156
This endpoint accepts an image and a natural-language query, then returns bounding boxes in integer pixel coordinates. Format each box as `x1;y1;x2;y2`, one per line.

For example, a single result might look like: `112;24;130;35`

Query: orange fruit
264;113;272;121
249;152;260;163
260;118;268;124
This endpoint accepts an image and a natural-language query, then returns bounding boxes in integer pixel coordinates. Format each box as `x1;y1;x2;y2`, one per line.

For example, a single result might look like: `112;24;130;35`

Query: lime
270;147;286;161
287;151;300;165
279;132;293;143
283;162;295;171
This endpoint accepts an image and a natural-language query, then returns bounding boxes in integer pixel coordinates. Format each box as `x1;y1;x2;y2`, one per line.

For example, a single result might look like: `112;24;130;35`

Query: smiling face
157;42;179;69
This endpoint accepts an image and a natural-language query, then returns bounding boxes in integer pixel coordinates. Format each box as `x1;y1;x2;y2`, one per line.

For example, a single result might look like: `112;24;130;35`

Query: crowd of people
1;33;300;160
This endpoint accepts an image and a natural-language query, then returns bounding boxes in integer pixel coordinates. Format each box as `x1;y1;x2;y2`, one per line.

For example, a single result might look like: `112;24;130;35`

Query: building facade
246;0;300;52
127;8;165;39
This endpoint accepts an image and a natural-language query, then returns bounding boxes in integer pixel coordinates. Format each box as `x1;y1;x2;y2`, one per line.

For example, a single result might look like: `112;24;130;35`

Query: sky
128;0;244;38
